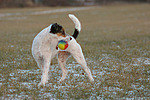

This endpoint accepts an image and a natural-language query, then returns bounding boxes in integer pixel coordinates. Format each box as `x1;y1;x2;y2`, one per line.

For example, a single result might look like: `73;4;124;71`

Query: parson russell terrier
32;14;94;86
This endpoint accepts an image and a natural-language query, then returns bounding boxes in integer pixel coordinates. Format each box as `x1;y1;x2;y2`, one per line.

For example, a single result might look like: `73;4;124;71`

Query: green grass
0;4;150;99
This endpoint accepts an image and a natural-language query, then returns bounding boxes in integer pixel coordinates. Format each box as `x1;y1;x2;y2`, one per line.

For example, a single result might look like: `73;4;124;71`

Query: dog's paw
90;78;94;83
38;82;46;87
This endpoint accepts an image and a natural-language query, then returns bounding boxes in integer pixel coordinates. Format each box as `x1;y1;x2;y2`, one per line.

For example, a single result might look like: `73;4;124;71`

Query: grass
0;3;150;99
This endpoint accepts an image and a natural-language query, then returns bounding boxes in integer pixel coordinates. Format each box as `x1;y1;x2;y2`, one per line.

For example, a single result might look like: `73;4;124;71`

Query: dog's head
50;23;65;36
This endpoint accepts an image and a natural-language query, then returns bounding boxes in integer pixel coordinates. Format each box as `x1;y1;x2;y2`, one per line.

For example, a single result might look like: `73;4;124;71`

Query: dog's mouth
50;23;65;35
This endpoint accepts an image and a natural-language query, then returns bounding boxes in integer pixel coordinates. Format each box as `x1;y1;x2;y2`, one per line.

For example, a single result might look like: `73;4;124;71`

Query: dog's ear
61;28;65;35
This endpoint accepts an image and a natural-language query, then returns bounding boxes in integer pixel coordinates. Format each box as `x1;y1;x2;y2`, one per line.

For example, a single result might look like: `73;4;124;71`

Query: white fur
69;14;81;32
32;14;94;86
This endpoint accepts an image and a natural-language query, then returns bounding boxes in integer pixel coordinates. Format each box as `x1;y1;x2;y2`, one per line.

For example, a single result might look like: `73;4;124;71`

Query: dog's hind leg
57;51;70;82
69;44;94;82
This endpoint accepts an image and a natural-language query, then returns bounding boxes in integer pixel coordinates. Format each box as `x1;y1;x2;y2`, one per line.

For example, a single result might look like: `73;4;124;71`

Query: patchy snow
0;7;94;18
144;58;150;65
132;57;150;66
1;54;149;99
31;7;93;15
7;17;27;20
0;83;2;87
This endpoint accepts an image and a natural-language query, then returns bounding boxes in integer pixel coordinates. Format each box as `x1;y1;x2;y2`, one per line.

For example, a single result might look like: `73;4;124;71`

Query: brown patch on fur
58;51;70;63
58;51;70;55
56;33;66;37
56;28;66;37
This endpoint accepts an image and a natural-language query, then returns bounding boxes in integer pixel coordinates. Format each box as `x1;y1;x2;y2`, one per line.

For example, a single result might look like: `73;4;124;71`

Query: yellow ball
58;40;68;50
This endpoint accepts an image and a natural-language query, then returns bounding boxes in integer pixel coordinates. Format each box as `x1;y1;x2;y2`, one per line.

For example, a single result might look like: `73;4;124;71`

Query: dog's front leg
38;55;51;86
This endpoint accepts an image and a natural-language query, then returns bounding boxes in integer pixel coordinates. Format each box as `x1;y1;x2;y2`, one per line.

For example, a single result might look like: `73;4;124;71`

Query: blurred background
0;0;150;99
0;0;150;7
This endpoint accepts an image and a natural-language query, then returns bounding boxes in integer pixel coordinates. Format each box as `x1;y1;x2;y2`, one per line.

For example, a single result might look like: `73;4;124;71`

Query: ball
58;40;68;50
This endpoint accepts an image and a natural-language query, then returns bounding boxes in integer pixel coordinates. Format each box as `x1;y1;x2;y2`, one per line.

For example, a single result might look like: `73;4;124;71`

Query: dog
32;14;94;86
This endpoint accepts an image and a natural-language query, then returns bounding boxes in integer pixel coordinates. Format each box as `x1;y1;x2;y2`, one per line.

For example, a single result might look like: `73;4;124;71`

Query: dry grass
0;4;150;99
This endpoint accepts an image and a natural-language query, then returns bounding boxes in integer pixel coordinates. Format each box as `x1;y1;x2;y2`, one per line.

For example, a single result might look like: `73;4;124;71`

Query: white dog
32;14;94;86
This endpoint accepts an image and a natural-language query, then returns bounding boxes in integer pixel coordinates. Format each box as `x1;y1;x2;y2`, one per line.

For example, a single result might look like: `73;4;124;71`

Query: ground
0;3;150;99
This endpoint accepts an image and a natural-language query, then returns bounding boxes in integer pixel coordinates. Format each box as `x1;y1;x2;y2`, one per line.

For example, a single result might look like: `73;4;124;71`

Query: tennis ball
58;40;68;50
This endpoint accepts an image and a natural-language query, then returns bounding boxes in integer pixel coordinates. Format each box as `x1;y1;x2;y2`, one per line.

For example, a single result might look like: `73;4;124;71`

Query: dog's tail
68;14;81;39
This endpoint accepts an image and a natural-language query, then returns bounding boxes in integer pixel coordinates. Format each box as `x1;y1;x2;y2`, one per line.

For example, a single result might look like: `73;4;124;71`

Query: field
0;4;150;99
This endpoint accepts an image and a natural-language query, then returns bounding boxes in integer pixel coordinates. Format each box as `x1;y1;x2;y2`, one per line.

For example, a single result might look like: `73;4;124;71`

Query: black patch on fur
72;28;79;39
70;37;72;40
50;23;65;35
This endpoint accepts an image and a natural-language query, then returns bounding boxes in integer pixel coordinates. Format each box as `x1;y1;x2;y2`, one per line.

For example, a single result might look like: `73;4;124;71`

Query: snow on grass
0;4;149;99
0;7;94;18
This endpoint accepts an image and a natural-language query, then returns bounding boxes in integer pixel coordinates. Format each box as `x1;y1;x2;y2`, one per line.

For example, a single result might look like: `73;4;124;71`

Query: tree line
0;0;150;8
